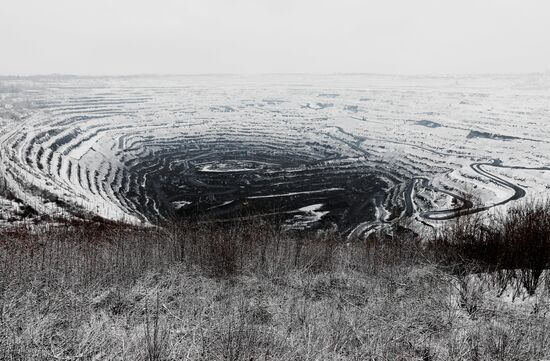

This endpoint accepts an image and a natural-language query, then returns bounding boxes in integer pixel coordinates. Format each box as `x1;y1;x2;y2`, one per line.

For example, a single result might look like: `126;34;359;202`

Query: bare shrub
430;200;550;295
143;294;169;361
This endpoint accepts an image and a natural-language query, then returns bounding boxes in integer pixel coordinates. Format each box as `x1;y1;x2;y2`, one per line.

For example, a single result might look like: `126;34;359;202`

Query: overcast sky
1;0;549;75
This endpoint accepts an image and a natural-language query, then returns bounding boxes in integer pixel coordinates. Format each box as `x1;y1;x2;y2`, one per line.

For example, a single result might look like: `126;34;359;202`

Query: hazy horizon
2;71;550;78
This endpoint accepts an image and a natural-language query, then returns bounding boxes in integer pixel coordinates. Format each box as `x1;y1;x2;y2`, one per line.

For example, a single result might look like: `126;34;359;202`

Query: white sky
1;0;549;75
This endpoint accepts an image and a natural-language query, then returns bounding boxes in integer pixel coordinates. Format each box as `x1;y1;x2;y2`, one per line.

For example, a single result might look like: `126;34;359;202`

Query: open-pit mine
1;74;549;237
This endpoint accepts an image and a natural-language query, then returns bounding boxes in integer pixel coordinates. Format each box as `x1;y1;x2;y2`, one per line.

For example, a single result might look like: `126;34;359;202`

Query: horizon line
1;71;549;79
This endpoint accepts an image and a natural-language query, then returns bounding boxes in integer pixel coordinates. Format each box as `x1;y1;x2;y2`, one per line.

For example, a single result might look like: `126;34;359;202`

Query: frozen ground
1;74;549;236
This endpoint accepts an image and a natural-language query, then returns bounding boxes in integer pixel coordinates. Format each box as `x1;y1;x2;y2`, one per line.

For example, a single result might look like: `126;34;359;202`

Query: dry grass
1;207;550;360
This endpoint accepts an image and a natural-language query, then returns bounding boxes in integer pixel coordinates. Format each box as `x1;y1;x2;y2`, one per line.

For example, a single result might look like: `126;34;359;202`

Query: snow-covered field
1;74;549;236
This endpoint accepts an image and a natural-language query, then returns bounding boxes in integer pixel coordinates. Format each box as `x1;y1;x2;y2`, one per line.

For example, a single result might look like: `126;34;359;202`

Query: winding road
408;161;550;221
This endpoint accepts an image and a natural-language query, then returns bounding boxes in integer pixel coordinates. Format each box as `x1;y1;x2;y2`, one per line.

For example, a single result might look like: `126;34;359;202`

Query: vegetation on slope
1;202;550;360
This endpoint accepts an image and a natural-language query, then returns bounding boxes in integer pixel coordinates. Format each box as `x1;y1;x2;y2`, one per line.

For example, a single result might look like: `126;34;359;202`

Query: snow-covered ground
0;74;549;235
